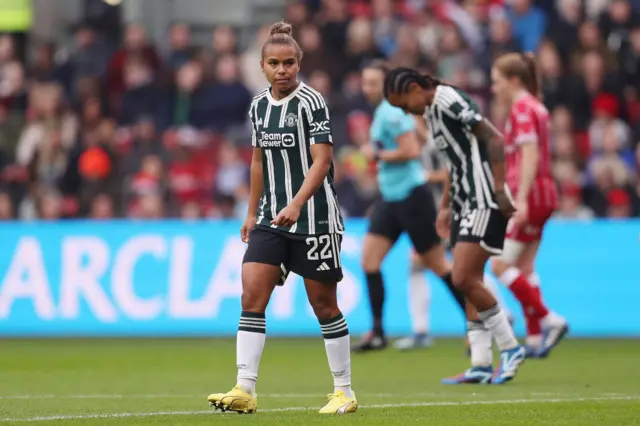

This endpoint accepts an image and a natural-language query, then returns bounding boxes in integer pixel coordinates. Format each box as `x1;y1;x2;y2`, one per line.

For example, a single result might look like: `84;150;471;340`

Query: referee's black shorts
368;184;441;254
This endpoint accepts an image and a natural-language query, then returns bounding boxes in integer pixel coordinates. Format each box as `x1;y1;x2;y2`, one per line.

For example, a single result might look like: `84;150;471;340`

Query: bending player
396;139;514;351
489;53;568;358
385;67;525;384
353;60;466;353
207;21;357;414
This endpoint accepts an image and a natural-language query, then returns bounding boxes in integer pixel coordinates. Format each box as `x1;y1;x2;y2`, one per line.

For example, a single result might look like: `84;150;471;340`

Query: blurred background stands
0;0;639;221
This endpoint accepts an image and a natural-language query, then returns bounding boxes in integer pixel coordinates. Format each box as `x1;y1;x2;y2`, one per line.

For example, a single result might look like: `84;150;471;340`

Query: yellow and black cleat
207;385;257;414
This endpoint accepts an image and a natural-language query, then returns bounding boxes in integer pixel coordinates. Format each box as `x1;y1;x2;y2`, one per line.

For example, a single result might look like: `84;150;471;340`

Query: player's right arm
242;110;265;242
247;146;264;218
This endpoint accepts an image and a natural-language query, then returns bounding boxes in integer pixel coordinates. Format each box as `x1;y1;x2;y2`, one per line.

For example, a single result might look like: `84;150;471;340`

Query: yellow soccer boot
318;390;357;414
207;385;257;414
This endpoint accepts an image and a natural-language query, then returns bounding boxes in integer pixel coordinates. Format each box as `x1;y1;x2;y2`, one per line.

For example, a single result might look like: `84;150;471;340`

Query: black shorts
243;225;343;283
450;208;508;256
368;184;440;253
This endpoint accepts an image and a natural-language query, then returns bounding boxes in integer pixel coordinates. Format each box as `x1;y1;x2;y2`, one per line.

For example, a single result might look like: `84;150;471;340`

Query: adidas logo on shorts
316;262;331;271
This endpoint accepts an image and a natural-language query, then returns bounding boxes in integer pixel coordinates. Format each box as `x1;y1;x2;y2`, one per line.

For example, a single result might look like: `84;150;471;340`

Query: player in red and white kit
489;52;568;358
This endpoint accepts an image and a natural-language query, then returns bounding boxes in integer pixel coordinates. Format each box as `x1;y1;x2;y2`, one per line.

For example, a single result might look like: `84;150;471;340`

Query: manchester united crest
285;112;298;127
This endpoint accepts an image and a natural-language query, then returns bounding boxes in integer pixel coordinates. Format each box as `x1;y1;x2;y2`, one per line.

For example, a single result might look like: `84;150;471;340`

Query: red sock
532;286;543;304
501;269;550;318
525;314;542;336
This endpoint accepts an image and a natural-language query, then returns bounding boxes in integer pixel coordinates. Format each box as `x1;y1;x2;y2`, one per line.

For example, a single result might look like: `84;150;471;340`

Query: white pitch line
1;395;637;423
0;391;567;400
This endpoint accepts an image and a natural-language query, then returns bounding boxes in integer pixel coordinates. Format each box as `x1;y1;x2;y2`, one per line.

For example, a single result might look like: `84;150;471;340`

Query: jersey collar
266;81;304;106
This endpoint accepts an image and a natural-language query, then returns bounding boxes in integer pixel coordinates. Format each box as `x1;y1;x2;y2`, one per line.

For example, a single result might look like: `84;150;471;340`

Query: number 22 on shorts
306;235;333;260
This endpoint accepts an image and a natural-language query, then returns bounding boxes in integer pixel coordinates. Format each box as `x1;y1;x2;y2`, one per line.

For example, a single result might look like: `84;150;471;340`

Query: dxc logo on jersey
310;121;329;133
260;132;295;148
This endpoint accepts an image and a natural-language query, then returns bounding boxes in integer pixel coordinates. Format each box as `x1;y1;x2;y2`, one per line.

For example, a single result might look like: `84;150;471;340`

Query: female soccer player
353;60;466;353
384;67;526;384
395;137;515;352
489;53;568;358
207;21;357;414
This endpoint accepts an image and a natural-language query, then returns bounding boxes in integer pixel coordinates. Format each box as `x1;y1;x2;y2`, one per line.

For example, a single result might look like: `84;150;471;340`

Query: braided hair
383;67;441;98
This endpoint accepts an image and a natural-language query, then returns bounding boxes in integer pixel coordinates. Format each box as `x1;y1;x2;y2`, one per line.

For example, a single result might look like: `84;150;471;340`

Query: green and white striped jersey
249;82;344;235
425;85;499;214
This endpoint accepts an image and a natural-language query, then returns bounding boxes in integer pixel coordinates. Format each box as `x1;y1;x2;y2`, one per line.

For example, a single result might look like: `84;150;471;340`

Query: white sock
409;269;430;335
483;273;512;319
236;311;266;394
525;334;543;349
478;305;519;351
468;321;493;367
499;267;521;287
541;311;566;328
528;272;541;287
320;313;353;398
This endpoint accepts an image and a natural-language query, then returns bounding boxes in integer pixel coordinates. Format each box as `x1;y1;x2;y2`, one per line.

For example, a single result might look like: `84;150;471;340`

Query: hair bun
270;21;293;36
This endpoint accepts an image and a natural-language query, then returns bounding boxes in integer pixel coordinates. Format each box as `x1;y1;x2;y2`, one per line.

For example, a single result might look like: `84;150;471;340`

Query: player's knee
360;255;381;274
421;254;451;277
498;239;525;266
308;291;340;321
240;275;272;312
240;286;270;313
417;244;451;277
451;268;474;294
490;257;508;277
518;264;534;277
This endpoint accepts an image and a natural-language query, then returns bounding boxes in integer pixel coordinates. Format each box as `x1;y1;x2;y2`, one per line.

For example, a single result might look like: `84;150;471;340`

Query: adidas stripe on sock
320;313;350;339
238;311;266;334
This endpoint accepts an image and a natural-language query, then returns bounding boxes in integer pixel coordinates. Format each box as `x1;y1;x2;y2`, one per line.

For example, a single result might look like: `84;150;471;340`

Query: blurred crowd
0;0;639;220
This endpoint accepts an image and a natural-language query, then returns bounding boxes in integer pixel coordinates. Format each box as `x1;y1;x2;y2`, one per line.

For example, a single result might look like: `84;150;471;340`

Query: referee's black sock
365;272;385;337
439;272;466;313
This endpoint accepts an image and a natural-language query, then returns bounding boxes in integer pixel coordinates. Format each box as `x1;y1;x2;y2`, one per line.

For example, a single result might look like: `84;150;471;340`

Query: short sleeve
249;109;257;147
434;86;483;127
307;104;333;144
385;107;416;139
511;102;538;145
299;87;333;144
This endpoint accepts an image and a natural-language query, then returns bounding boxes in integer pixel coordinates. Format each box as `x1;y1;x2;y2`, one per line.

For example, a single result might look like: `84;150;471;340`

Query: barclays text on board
0;220;638;337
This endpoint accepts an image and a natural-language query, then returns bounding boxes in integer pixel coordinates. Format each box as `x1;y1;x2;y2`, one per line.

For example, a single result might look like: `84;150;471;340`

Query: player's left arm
378;131;421;162
291;105;334;209
513;111;539;204
378;112;420;162
272;105;333;226
414;115;428;146
291;143;333;209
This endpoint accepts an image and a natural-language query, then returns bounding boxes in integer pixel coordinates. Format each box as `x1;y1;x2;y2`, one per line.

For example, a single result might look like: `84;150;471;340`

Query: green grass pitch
1;338;639;425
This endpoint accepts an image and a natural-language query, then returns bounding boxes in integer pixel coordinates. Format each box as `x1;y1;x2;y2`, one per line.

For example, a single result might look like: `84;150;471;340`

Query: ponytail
521;52;541;99
494;52;542;100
